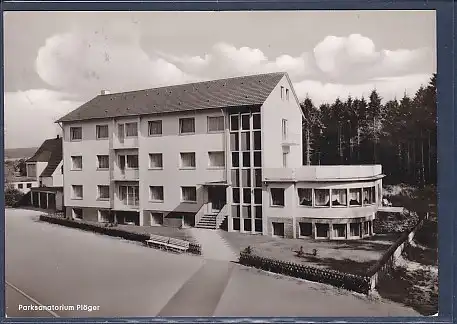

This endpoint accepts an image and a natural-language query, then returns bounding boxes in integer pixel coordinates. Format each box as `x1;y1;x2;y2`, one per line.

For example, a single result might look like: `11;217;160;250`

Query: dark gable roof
57;72;286;123
26;137;63;177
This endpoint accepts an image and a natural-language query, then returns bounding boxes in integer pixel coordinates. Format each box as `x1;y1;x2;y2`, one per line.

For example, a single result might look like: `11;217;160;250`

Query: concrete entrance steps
189;228;238;262
196;214;217;229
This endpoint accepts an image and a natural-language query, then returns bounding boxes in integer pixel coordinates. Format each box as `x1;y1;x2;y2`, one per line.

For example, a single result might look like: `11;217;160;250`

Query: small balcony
113;168;140;181
281;132;301;147
113;136;139;149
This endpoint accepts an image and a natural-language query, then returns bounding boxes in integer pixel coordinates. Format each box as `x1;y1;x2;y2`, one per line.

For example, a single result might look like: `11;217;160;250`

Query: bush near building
5;186;24;207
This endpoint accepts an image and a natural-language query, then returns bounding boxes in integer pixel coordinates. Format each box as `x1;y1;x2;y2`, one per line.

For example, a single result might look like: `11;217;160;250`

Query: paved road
5;209;420;318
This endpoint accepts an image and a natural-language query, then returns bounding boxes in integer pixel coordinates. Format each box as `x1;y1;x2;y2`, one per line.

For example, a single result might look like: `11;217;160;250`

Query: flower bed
39;215;202;255
239;252;370;294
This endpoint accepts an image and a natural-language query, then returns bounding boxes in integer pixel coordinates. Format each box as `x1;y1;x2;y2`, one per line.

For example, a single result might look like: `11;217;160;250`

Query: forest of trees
301;74;437;187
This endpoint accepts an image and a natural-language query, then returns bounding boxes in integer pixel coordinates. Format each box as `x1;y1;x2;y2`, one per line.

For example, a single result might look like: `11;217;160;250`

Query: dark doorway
39;192;47;209
48;194;56;210
116;211;139;225
272;222;285;237
208;186;226;212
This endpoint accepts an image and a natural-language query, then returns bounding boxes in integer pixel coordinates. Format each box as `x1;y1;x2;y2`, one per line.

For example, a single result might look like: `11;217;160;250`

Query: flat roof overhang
264;174;386;183
200;181;229;187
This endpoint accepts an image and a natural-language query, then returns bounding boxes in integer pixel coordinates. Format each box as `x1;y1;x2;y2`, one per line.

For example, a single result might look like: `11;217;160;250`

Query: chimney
101;90;110;95
56;135;60;139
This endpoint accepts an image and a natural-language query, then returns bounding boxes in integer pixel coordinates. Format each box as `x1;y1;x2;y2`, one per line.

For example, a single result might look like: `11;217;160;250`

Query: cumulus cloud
4;89;83;148
312;34;434;82
35;22;192;96
294;73;432;106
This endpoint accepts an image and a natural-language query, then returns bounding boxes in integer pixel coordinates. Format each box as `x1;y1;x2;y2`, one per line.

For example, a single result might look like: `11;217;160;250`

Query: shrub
239;252;370;294
5;186;24;207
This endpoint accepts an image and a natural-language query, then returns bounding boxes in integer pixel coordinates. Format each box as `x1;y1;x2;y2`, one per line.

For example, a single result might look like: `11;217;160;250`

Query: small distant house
26;136;64;211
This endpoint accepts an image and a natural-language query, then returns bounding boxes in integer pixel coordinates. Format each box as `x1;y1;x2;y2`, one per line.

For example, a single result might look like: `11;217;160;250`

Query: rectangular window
272;222;285;237
71;156;82;170
232;205;240;218
181;186;197;202
97;185;110;200
252;113;261;130
254;152;261;167
254;188;262;205
70;127;82;141
241;114;250;130
243;188;251;204
299;222;312;236
231;152;239;167
282;152;288;168
254;169;262;187
61;165;64;174
18;183;23;189
96;125;109;139
282;119;288;140
208;151;225;168
253;131;261;150
242;206;252;219
119;185;139;206
98;210;111;223
315;189;330;207
241;169;251;187
72;185;83;199
230;133;239;151
333;224;346;238
255;206;262;219
232;188;240;204
72;208;83;220
125;122;138;137
180;152;196;168
332;189;348;206
149;153;163;169
316;224;329;238
149;186;164;201
242;152;251;167
230;115;239;131
241;132;250;151
26;183;32;188
363;187;375;205
286;88;290;101
271;188;285;206
349;188;362;206
148;120;162;136
280;86;284;100
97;155;109;169
126;155;139;169
231;169;240;187
350;223;361;237
27;164;37;178
179;118;195;134
298;188;312;206
207;116;225;132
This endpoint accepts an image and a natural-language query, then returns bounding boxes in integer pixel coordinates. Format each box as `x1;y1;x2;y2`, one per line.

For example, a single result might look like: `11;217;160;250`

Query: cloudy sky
4;10;436;149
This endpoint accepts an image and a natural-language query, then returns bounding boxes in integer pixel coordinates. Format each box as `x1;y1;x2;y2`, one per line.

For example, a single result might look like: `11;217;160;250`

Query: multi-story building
56;72;384;240
26;136;64;211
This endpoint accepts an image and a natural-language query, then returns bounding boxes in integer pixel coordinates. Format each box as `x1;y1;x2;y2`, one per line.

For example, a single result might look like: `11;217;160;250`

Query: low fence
39;215;202;255
239;252;371;294
239;212;428;295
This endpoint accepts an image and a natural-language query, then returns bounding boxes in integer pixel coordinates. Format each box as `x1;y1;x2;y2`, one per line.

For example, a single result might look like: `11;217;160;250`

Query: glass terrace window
270;188;285;207
349;188;362;206
179;118;195;134
314;189;330;207
208;116;225;132
363;187;376;205
332;189;347;207
333;224;346;238
96;125;109;139
70;127;82;141
350;223;361;237
148;120;162;136
316;224;329;238
298;188;312;206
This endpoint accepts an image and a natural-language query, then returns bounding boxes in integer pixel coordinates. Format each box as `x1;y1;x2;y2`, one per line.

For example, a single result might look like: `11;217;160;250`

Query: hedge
239;252;371;294
39;215;202;255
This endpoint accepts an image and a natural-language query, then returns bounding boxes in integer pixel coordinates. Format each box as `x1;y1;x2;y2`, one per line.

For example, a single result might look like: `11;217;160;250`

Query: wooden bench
145;234;190;253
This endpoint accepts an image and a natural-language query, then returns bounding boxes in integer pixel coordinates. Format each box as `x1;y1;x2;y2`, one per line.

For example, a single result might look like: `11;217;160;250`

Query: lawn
220;231;401;276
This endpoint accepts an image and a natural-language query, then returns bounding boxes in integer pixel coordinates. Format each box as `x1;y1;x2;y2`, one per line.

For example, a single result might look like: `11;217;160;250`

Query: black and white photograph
4;10;438;318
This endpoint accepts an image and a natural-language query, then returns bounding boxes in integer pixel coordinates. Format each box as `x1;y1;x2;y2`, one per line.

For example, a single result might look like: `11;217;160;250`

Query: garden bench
145;234;190;253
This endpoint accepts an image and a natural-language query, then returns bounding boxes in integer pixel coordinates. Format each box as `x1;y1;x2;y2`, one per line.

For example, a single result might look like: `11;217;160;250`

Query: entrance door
208;186;226;212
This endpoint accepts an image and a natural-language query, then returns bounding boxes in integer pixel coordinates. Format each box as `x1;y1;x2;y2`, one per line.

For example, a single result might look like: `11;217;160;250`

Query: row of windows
273;221;373;238
16;183;33;189
70;151;226;171
69;116;226;141
229;113;261;132
71;184;198;203
269;186;378;207
280;86;290;101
